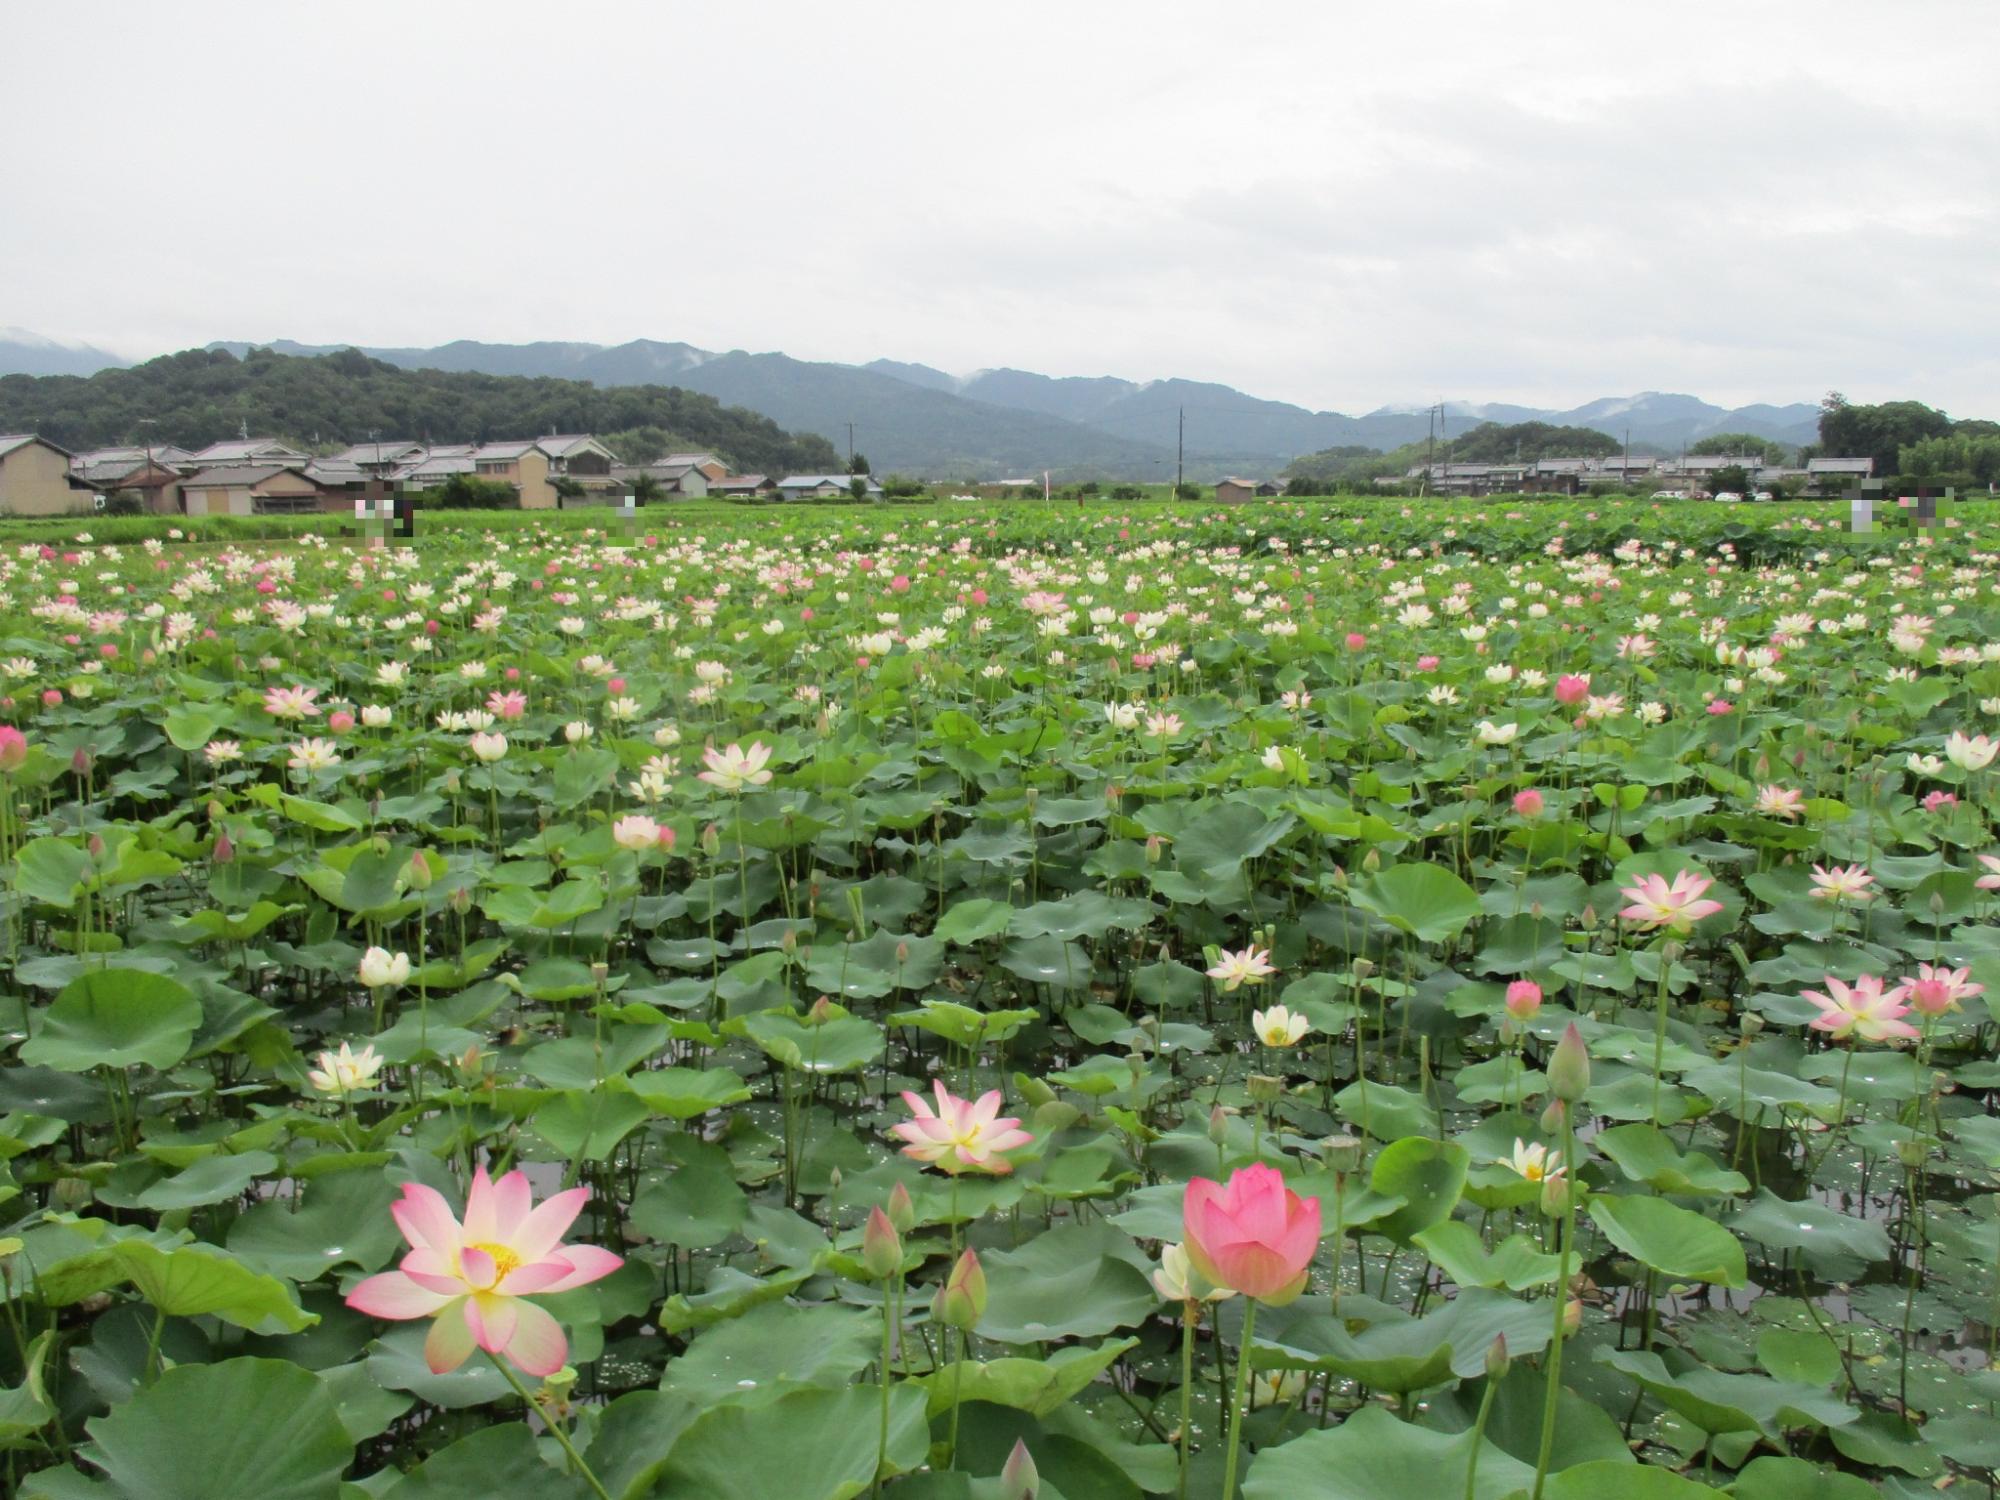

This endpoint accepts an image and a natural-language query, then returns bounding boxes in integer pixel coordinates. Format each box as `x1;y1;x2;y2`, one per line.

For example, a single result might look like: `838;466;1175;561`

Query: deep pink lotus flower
1504;980;1543;1021
1182;1163;1321;1304
1618;871;1723;934
1908;963;1983;1017
1513;788;1545;818
891;1081;1034;1175
1801;974;1918;1042
0;726;26;772
345;1168;622;1376
1554;674;1590;705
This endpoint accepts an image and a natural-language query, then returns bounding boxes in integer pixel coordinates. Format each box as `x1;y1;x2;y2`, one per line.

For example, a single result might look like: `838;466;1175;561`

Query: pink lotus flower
1754;785;1803;821
1978;854;2000;891
1908;963;1983;1017
345;1168;622;1376
1922;790;1958;813
1182;1163;1321;1304
0;726;26;773
1801;974;1918;1042
1554;674;1590;705
1504;980;1543;1021
1618;871;1723;934
1206;945;1276;992
264;684;321;720
891;1081;1034;1174
1344;632;1367;652
486;689;527;720
1513;788;1545;818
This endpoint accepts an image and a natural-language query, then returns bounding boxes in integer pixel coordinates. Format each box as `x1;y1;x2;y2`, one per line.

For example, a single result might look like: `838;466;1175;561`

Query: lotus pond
3;498;2000;1499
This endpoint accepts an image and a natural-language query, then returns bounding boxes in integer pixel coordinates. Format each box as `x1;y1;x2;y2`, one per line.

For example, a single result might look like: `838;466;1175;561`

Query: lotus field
7;498;2000;1499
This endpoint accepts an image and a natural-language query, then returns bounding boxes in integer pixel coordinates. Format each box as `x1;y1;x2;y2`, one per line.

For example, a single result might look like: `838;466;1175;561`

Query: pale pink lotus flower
1207;945;1277;992
308;1042;383;1095
1945;731;2000;772
1809;863;1875;904
264;684;321;720
345;1168;622;1376
1754;785;1804;821
1977;853;2000;891
486;689;527;720
287;737;341;773
697;740;773;792
1801;974;1918;1042
1145;711;1184;739
468;730;508;763
1617;871;1723;934
890;1080;1034;1175
1908;963;1983;1017
611;813;664;852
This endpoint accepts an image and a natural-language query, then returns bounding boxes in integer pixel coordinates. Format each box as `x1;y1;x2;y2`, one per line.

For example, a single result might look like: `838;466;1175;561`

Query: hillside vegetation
0;347;842;474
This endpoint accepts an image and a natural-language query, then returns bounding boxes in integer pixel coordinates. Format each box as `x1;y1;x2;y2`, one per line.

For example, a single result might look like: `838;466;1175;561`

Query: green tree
1689;432;1786;465
848;452;870;475
1818;398;1952;474
629;473;667;505
551;477;587;504
849;475;868;500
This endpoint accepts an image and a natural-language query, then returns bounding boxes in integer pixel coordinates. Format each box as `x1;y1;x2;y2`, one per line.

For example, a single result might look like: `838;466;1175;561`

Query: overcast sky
5;1;1996;415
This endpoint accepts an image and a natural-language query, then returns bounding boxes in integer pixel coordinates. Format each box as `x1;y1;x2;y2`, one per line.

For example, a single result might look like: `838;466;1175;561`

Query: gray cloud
1;0;1993;415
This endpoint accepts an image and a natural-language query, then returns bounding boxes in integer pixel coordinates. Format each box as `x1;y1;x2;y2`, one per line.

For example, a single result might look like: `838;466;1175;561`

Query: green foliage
1446;421;1621;463
425;474;519;510
1689;431;1787;464
0;345;840;475
1817;392;1953;474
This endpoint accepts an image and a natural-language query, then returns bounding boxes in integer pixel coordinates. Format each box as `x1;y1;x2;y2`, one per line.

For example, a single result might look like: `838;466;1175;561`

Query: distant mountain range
0;327;1824;475
0;327;132;379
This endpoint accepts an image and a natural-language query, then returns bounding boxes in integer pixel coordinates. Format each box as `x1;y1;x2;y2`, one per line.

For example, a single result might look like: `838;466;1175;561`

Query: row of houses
1390;453;1876;497
0;431;884;516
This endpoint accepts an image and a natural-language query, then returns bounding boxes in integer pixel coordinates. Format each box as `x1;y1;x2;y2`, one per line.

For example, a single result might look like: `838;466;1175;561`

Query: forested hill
0;347;843;474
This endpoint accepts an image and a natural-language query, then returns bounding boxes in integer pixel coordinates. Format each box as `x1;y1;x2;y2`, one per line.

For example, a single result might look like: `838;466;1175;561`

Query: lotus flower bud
702;823;723;858
932;1249;986;1330
1504;980;1543;1022
1562;1297;1583;1336
1322;1134;1363;1174
862;1206;902;1280
1540;1172;1576;1218
70;747;93;777
407;850;435;890
806;995;835;1025
999;1438;1039;1500
895;940;910;965
1540;1098;1568;1135
0;727;27;773
447;885;473;915
87;832;105;860
843;883;865;930
1549;1023;1591;1103
1208;1104;1234;1145
1484;1333;1511;1380
1350;958;1376;982
886;1181;916;1235
456;1044;483;1082
212;830;235;864
1361;848;1381;874
1145;833;1164;865
1739;1013;1764;1037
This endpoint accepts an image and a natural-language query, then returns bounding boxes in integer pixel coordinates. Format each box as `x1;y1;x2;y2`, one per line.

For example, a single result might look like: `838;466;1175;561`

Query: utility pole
1624;427;1630;489
1175;406;1184;496
846;423;854;471
1423;406;1435;496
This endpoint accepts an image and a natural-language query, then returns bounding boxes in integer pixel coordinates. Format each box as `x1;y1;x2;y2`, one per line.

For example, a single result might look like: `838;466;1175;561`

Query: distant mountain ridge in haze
0;327;132;379
3;326;1822;473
